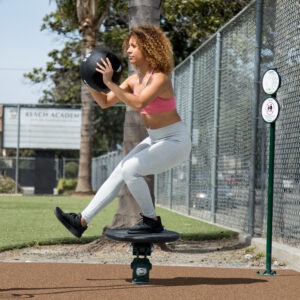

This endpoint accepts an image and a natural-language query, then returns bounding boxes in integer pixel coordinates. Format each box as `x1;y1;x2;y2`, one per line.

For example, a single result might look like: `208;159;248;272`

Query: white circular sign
262;69;281;95
261;98;280;123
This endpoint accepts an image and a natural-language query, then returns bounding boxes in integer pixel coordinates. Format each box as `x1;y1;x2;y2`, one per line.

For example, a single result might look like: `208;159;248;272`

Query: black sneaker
54;207;87;238
128;214;164;234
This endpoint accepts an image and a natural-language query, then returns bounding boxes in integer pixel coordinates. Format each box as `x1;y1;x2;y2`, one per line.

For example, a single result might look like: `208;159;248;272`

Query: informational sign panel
3;107;82;150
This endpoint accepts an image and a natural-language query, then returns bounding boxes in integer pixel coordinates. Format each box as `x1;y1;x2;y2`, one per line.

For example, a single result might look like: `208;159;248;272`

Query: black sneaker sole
54;207;84;238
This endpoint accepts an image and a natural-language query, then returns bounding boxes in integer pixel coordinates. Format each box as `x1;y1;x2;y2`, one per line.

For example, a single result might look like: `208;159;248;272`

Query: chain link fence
155;0;300;248
92;151;122;191
0;157;79;194
263;0;300;246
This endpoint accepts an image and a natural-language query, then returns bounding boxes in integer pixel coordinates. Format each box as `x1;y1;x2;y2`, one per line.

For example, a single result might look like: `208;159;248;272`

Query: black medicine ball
80;48;122;92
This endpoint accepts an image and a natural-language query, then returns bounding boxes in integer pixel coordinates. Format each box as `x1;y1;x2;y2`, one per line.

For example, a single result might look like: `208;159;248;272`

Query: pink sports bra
139;95;176;114
133;71;176;115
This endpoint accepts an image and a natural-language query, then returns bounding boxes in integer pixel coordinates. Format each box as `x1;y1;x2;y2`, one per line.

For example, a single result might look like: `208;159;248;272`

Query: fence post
15;104;21;194
168;73;176;209
249;0;264;235
211;32;222;223
186;56;195;215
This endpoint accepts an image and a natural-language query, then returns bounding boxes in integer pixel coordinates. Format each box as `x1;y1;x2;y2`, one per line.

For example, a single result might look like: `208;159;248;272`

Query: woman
54;25;191;237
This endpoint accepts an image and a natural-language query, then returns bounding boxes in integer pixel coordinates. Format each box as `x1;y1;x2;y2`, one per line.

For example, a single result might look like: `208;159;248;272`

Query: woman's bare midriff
141;110;181;129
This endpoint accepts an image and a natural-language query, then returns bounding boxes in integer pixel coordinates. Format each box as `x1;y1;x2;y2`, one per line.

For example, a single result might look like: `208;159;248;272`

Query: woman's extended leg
54;137;153;237
80;137;152;223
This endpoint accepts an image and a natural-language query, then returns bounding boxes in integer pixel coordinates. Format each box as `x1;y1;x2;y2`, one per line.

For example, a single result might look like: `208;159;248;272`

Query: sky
0;0;63;105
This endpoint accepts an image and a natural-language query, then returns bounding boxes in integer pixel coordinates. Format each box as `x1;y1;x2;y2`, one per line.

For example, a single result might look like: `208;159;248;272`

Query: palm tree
75;0;109;194
108;0;161;228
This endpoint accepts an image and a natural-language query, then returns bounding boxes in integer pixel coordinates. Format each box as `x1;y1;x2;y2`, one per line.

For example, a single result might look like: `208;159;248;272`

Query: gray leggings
81;121;191;223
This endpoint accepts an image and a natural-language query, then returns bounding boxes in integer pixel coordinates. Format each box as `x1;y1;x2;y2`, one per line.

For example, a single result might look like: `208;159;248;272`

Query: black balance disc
80;48;122;92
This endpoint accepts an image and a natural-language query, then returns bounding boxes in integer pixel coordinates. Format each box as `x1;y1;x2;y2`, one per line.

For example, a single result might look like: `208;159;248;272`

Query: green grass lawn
0;195;237;251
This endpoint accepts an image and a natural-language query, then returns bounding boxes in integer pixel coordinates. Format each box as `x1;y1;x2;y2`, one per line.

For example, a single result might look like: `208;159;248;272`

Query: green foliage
64;161;79;178
254;252;266;259
245;246;256;254
57;178;77;195
0;175;21;194
102;0;128;61
3;149;35;158
161;0;252;64
41;0;78;35
93;105;125;155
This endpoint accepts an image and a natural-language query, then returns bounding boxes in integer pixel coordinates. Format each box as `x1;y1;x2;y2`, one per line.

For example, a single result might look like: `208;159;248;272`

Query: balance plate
104;229;180;244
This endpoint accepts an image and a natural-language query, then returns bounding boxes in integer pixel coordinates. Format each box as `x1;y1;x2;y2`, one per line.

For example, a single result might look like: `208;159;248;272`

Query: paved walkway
0;262;299;299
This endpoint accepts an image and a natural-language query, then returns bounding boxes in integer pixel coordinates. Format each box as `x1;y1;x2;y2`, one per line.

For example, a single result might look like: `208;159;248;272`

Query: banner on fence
3;106;81;150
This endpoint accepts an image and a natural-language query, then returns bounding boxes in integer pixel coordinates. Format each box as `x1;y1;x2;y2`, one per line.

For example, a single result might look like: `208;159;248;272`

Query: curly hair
123;25;174;75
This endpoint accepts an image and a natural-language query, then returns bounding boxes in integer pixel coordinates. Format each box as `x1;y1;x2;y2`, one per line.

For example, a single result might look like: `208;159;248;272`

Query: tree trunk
108;0;161;228
74;0;107;194
75;81;94;195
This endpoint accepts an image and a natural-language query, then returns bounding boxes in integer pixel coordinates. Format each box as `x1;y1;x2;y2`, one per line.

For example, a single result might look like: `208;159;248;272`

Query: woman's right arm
88;77;132;109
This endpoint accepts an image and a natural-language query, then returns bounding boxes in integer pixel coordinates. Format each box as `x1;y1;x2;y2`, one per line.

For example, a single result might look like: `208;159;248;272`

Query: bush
64;162;78;179
0;175;22;193
57;178;77;195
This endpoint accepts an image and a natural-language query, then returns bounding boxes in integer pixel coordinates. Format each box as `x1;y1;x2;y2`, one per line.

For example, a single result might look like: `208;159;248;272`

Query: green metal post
262;122;277;276
258;67;281;276
131;243;153;284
